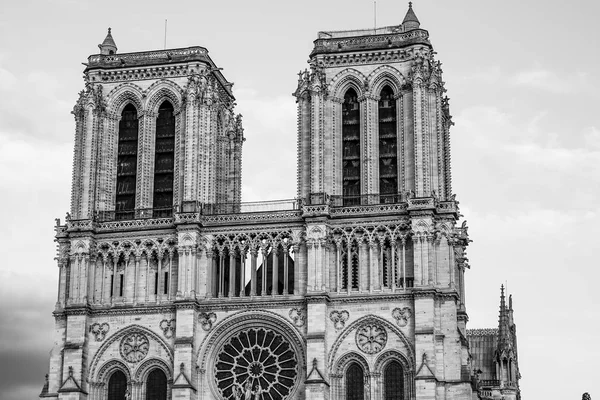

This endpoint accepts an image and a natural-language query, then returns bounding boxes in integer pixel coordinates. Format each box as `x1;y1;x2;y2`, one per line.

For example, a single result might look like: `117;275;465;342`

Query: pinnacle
98;27;118;55
402;2;421;26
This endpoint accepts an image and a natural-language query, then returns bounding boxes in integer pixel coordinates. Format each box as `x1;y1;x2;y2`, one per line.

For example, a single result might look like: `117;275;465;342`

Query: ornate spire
498;285;508;344
402;2;421;30
98;27;118;55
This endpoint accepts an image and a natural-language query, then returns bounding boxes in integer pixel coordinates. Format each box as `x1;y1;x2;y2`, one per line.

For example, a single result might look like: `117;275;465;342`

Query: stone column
261;247;269;296
239;248;247;297
229;249;236;297
282;245;289;296
271;246;279;296
133;255;140;304
250;248;258;297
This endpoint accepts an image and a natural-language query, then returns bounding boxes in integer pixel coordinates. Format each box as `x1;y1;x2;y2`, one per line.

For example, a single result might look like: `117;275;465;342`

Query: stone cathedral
40;5;521;400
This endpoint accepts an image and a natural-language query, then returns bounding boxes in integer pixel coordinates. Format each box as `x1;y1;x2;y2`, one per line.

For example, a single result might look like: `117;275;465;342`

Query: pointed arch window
384;360;404;400
153;101;175;217
342;88;361;206
116;104;139;220
346;362;365;400
378;86;398;203
146;369;167;400
107;370;127;400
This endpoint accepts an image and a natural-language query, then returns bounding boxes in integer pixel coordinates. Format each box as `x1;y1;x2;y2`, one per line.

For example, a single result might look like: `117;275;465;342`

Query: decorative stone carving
89;322;110;341
214;327;298;400
289;308;306;327
120;332;149;363
355;324;387;354
392;307;412;327
199;312;217;331
330;310;349;330
159;319;176;338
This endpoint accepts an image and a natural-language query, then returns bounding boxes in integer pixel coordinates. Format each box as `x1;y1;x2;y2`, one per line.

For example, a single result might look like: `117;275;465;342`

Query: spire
402;2;421;31
98;27;118;55
498;285;509;345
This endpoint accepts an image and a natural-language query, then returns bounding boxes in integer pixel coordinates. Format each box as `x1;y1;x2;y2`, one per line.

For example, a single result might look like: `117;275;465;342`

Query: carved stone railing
407;197;436;210
479;380;500;387
87;46;209;67
202;199;300;215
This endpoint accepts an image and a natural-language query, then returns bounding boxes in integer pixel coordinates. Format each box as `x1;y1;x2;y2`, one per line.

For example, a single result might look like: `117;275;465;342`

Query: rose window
355;324;387;354
120;332;150;363
214;327;298;400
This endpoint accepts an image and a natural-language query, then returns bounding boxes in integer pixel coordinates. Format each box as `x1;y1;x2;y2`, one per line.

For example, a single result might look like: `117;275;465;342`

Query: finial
108;27;111;34
409;1;412;7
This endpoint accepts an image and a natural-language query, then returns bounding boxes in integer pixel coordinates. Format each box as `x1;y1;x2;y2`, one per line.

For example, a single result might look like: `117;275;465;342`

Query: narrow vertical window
164;272;169;295
384;360;404;400
346;362;365;400
342;88;361;205
153;101;175;218
107;370;127;400
110;275;114;297
154;272;159;295
119;274;124;297
378;86;398;202
146;368;167;400
116;104;139;220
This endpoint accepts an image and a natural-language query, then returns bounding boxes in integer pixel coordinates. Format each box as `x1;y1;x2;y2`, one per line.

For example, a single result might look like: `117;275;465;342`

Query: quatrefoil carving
392;307;412;327
289;308;306;327
89;323;110;341
199;312;217;331
330;310;350;330
159;319;176;338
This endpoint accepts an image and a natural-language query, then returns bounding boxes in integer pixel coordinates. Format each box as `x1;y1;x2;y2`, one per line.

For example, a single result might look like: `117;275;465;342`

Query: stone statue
232;384;242;400
243;381;253;400
124;388;131;400
253;385;262;400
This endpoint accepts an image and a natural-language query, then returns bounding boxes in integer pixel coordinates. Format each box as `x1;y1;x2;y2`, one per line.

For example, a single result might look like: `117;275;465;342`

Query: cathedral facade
40;5;520;400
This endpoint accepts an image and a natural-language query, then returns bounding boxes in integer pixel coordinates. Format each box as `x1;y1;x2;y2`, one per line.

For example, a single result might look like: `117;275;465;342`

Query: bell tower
294;2;453;204
69;28;244;222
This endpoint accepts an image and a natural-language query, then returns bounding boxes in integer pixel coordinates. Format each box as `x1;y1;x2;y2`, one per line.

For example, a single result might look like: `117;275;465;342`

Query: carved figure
124;388;131;400
243;381;253;400
232;384;242;400
253;385;262;400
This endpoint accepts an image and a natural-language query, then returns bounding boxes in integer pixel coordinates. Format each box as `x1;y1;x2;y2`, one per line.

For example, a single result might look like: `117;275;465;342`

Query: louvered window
146;369;167;400
116;104;139;220
107;370;127;400
342;89;361;206
153;101;175;217
378;86;398;202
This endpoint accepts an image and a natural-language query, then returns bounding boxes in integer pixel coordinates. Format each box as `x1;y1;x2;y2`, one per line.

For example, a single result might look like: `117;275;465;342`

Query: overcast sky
1;0;598;399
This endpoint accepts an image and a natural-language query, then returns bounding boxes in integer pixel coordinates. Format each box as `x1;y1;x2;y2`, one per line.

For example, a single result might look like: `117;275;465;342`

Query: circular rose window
214;327;298;400
120;332;149;363
355;324;387;354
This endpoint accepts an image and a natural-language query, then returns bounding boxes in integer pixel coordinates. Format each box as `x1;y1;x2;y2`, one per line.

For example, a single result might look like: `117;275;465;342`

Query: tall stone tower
40;5;504;400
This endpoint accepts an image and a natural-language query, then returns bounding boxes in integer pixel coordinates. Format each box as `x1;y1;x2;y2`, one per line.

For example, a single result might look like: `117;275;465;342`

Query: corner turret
402;2;421;31
98;27;117;55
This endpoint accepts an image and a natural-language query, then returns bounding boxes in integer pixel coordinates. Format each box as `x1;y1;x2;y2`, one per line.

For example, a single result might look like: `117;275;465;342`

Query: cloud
0;62;75;142
512;67;586;93
235;87;297;201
